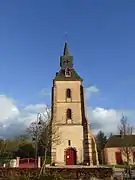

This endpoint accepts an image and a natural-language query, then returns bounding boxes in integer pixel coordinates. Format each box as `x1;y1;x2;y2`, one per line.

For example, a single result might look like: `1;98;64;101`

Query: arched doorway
65;148;77;165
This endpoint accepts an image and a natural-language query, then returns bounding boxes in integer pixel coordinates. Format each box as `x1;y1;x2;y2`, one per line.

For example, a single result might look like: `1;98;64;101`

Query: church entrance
65;148;77;165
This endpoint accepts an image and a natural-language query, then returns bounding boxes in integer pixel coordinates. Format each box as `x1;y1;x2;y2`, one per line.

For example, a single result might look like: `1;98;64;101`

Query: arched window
66;88;71;98
67;109;72;119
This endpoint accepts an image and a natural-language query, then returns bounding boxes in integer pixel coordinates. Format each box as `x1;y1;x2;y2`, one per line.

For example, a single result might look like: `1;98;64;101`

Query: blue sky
0;0;135;137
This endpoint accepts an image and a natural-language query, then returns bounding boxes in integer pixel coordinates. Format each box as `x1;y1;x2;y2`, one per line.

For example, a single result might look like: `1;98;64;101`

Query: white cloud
0;95;19;124
24;104;47;113
87;107;135;135
85;85;99;99
0;94;135;138
0;95;47;138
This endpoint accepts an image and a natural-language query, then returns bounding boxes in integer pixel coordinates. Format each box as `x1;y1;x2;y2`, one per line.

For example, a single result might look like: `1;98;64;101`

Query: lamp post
33;113;42;168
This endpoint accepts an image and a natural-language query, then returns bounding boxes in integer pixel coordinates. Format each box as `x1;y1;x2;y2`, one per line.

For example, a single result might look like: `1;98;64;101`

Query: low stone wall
0;167;113;179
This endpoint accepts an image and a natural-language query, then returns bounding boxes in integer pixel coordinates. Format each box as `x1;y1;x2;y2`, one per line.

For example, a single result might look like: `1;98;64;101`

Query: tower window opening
65;68;71;77
66;88;71;98
67;109;72;119
68;140;71;146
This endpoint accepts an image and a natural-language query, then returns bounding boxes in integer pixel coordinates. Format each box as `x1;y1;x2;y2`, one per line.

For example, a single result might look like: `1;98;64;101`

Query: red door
115;152;122;164
65;148;76;165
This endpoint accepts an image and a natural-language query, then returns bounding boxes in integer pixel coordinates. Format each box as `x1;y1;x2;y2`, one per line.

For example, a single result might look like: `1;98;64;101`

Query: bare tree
0;138;21;167
119;114;133;178
27;106;61;177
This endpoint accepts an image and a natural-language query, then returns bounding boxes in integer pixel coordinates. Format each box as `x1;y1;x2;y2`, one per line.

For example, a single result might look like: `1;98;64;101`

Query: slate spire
63;41;70;56
60;41;73;69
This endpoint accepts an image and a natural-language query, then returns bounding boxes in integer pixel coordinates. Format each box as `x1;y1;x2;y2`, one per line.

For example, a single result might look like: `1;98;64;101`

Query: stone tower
51;42;99;166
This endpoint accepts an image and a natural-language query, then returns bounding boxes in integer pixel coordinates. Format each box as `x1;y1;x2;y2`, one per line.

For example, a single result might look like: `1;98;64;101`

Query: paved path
113;170;135;179
47;164;110;168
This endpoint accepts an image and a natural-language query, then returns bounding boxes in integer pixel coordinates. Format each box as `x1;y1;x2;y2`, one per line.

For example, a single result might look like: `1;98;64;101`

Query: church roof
105;135;135;148
54;42;83;81
54;68;82;81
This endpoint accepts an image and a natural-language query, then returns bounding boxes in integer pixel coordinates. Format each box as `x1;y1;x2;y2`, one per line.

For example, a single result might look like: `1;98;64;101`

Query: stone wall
0;167;113;179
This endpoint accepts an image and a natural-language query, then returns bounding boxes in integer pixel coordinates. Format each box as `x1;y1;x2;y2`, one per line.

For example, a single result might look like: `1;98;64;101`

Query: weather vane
65;31;68;42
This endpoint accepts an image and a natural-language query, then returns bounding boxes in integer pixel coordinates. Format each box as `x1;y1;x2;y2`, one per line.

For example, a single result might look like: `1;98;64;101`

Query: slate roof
54;41;83;81
63;42;70;56
105;135;135;148
54;69;82;81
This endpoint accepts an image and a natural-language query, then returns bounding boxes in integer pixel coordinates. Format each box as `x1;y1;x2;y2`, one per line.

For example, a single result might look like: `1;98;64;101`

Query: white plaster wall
55;125;84;164
56;102;82;124
52;81;84;164
55;81;82;102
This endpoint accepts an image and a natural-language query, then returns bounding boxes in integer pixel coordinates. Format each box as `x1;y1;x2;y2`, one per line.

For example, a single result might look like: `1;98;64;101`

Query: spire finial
65;31;68;42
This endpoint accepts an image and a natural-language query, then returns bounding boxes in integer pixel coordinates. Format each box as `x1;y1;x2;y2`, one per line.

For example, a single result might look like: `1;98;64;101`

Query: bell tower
51;42;99;166
60;41;73;69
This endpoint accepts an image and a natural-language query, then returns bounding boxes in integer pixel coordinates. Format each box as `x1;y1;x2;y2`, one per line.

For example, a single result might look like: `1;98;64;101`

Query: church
51;42;99;166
